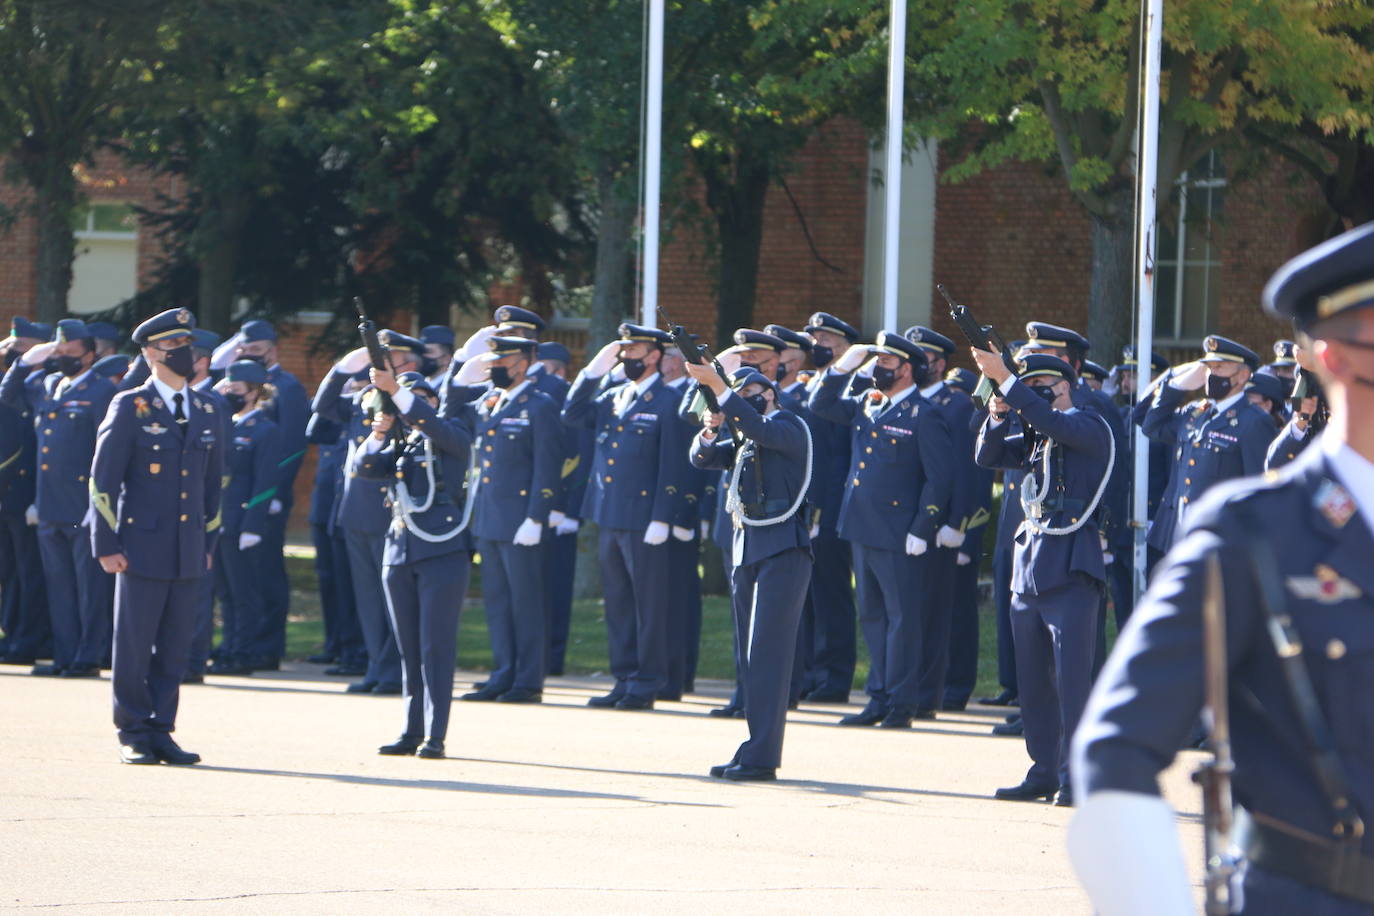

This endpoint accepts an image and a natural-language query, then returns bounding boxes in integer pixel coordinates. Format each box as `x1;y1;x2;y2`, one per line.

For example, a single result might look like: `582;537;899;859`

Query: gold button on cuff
180;514;188;522
1328;639;1347;660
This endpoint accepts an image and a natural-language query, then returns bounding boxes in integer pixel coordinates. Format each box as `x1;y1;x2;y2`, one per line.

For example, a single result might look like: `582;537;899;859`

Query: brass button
1189;459;1196;466
181;492;188;499
78;475;85;482
640;490;647;496
379;486;386;492
44;429;51;435
608;458;615;465
180;514;188;522
519;489;527;496
40;463;47;471
612;442;619;448
1181;496;1189;504
485;445;492;452
1328;639;1347;660
892;500;899;507
604;475;612;483
617;425;624;432
871;431;877;438
859;462;866;469
1008;483;1016;491
487;430;495;437
483;460;491;468
48;412;55;419
865;446;872;454
152;444;160;451
853;478;860;486
126;517;133;524
41;446;48;453
1184;478;1191;485
181;469;188;477
483;476;491;484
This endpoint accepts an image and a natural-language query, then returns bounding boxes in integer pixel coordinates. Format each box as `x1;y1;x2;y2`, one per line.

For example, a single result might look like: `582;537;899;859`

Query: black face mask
872;365;898;393
912;361;931;388
1205;374;1233;400
810;346;833;369
55;354;84;378
224;391;248;414
1031;384;1059;407
744;392;770;414
41;357;59;374
163;345;196;379
418;356;439;377
620;357;646;381
489;365;513;390
775;365;787;382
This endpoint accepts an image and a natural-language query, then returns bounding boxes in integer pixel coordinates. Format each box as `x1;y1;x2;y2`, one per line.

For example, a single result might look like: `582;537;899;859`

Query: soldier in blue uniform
810;330;955;729
972;349;1114;806
301;410;365;674
184;328;229;682
561;323;686;710
86;322;121;359
1079;360;1109;390
2;318;115;678
1248;369;1291;428
1070;221;1374;916
208;361;281;675
688;364;813;781
0;319;52;666
454;336;561;704
90;308;224;765
355;369;474;759
1140;335;1277;556
1266;363;1326;472
419;325;455;388
796;312;860;703
1267;337;1299;388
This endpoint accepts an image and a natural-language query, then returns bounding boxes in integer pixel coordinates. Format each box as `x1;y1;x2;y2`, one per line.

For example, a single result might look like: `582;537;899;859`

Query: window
1153;152;1225;344
69;203;139;315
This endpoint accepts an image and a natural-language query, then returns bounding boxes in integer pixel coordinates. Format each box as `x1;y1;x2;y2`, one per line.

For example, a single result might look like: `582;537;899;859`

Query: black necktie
173;392;187;425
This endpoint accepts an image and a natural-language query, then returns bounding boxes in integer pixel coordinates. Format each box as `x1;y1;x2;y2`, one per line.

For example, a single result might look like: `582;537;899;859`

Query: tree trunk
589;161;635;351
194;188;253;336
702;149;771;347
31;166;78;325
1085;188;1136;367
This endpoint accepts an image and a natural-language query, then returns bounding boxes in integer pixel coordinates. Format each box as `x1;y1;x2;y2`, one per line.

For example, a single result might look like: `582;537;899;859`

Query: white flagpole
642;0;664;328
1132;0;1162;601
882;0;907;333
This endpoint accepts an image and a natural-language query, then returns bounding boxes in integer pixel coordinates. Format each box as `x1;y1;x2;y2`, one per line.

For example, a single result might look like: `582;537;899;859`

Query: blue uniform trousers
991;541;1018;695
261;504;291;660
943;543;983;707
665;535;702;696
731;547;812;769
345;528;401;688
543;527;578;673
477;538;546;693
1107;551;1134;629
112;572;198;742
598;527;670;702
805;531;856;694
187;572;214;674
383;551;470;743
0;513;49;657
851;543;926;709
917;545;959;710
216;535;273;661
1011;576;1100;789
38;520;111;669
312;523;365;666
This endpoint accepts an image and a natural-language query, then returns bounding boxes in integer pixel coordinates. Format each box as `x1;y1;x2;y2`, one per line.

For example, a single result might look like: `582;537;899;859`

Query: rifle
354;297;406;448
1192;553;1237;916
657;307;743;447
938;283;1019;407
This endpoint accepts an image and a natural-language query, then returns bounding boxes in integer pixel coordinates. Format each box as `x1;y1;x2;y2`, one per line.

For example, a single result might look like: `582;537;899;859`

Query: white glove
513;517;542;546
936;524;966;549
456;325;499;362
548;510;567;527
715;349;743;375
1067;791;1193;916
700;519;711;539
904;533;928;557
956;552;972;566
555;517;581;536
585;341;622;377
643;521;670;545
809;522;820;539
20;341;57;367
606;362;627;383
671;525;694;542
452;355;490;386
210;332;245;371
25;504;37;526
833;344;873;374
1168;361;1207;391
336;347;373;375
269;499;283;515
238;532;262;550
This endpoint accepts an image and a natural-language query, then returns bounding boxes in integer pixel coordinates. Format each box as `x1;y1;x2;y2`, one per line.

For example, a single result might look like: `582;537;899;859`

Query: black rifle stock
657;308;742;447
938;284;1018;373
354;297;406;447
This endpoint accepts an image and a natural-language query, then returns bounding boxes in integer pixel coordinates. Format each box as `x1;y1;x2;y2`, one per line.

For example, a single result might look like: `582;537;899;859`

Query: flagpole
881;0;907;332
642;0;664;328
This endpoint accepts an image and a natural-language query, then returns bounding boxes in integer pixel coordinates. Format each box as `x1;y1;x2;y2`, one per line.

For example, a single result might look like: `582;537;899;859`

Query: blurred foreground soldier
355;369;474;759
972;350;1113;806
688;364;812;781
90;309;223;765
1069;222;1374;915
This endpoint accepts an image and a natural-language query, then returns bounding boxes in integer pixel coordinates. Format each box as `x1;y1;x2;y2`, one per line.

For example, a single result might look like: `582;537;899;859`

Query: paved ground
0;665;1204;913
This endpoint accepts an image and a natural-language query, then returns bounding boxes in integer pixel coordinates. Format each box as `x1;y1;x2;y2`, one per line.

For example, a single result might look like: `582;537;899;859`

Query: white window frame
1155;152;1225;345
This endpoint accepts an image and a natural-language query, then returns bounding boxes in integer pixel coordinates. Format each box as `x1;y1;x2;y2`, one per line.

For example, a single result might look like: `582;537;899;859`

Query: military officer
972;349;1114;806
1079;360;1109;390
1267;364;1327;472
301;410;365;674
1249;369;1291;428
2;318;115;678
419;325;455;387
689;364;813;781
90;308;224;765
355;369;474;759
1070;221;1374;916
1267;338;1300;387
1140;335;1277;554
810;330;955;729
455;336;561;703
561;323;686;710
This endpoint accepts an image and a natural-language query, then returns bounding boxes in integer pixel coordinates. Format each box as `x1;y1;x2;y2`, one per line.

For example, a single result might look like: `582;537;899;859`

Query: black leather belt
1245;813;1374;906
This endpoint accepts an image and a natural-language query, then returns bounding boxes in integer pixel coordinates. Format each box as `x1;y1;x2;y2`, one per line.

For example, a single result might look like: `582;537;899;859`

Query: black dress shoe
838;702;886;727
708;703;745;718
371;682;402;696
149;736;201;765
708;758;739;778
615;695;655;711
992;718;1024;737
119;743;159;765
0;654;36;665
1004;712;1022;723
378;739;420;755
471;679;489;690
1054;786;1074;807
30;663;62;676
496;687;542;704
461;685;507;701
181;671;205;685
913;708;937;721
307;653;336;665
324;664;360;676
208;659;253;676
657;690;683;702
59;665;100;678
723;764;776;782
346;680;378;694
941;698;968;712
587;689;626;708
879;707;915;729
416;740;445;759
977;689;1018;707
994;780;1057;802
248;657;280;672
803;688;850;704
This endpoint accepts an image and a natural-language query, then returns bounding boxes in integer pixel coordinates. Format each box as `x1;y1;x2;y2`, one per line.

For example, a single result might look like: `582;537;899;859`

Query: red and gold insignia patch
133;396;151;419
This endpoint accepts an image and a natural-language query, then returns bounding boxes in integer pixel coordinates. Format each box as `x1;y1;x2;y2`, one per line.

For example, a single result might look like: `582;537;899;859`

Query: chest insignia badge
142;423;167;436
1287;565;1362;603
1314;479;1356;529
134;397;151;419
152;397;164;410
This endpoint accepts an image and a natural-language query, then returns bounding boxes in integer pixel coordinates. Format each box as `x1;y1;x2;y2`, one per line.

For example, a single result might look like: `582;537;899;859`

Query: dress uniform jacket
264;365;309;502
222;409;280;537
1141;384;1277;552
1266;416;1313;471
1075;438;1374;910
313;370;393;535
468;385;561;541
